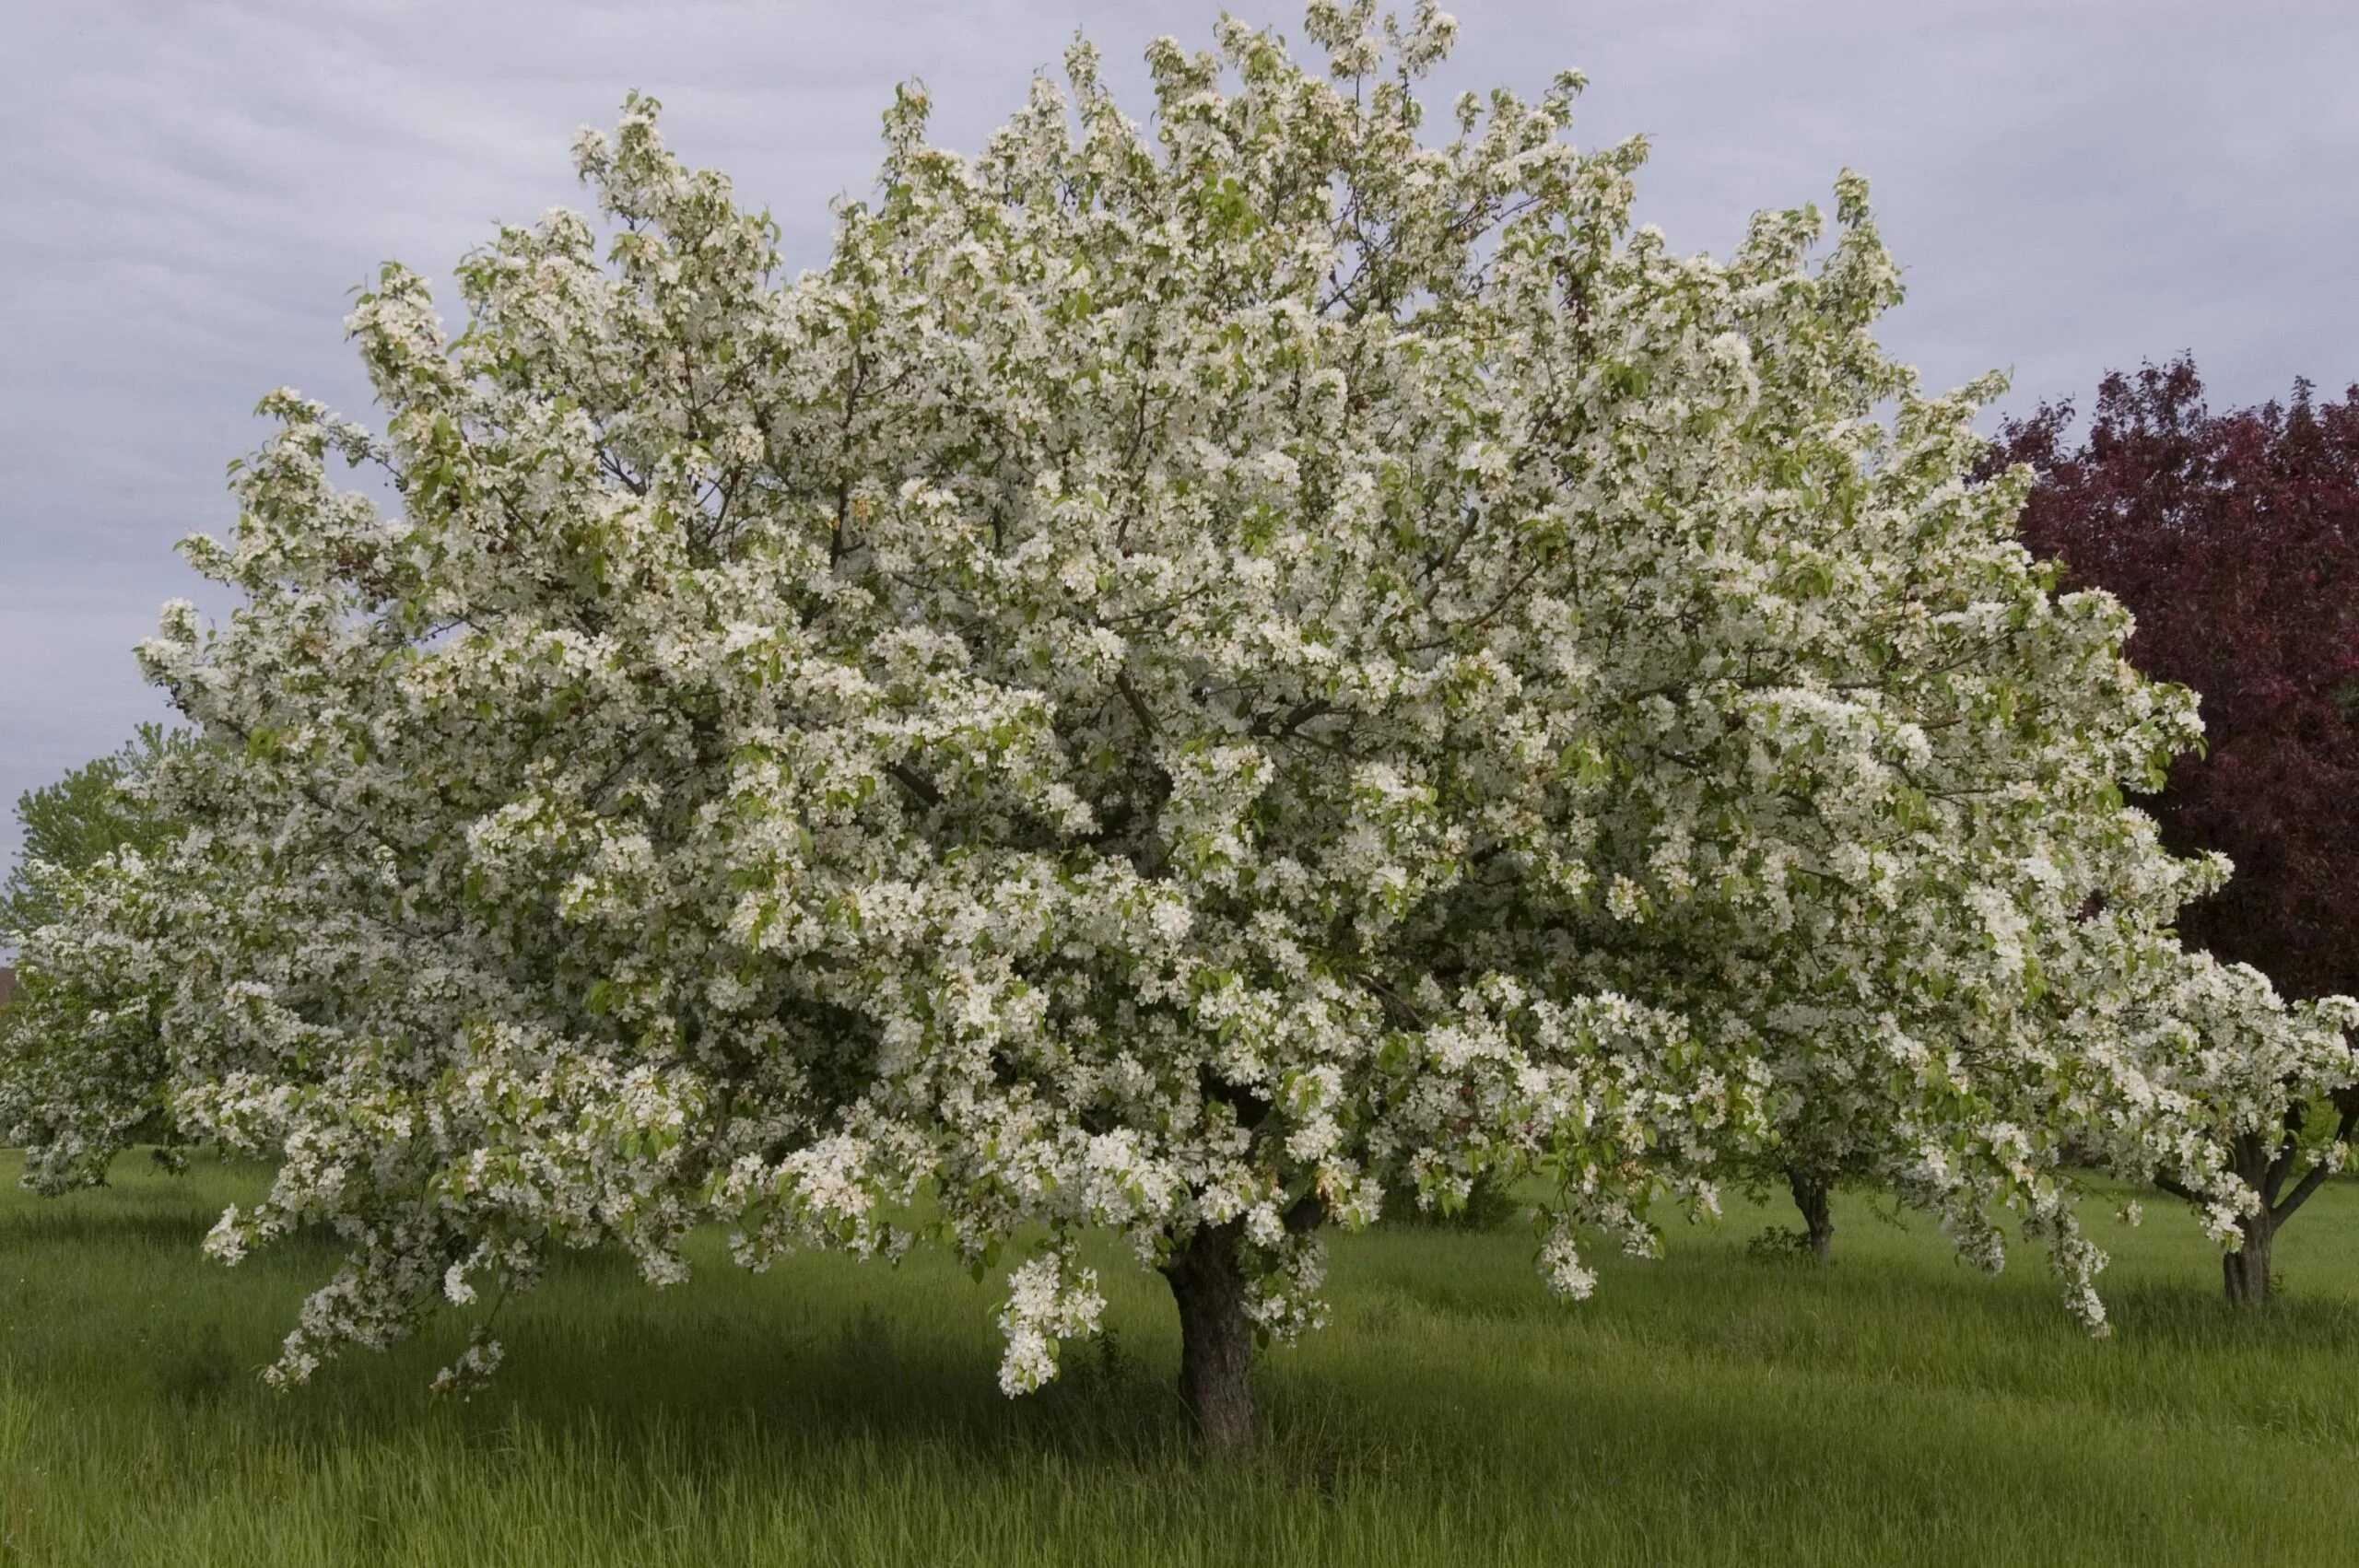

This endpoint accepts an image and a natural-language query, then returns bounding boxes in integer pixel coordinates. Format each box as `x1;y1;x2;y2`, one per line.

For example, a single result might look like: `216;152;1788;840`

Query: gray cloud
5;0;2354;870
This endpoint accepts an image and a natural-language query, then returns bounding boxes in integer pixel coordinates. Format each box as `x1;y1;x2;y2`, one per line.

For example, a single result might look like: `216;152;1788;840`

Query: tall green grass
2;1154;2353;1566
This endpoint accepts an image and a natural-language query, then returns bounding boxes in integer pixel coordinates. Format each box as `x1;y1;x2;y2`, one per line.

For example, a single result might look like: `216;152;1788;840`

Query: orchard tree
8;4;2352;1448
1994;359;2359;1304
0;724;187;941
0;728;193;1176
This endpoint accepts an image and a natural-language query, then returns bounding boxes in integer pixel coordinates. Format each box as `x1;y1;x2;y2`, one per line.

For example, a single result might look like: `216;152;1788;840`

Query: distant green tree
1;725;188;942
0;725;193;1176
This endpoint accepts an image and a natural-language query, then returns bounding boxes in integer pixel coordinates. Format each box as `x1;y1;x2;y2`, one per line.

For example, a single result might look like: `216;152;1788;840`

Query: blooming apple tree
1996;362;2359;1304
0;730;195;1185
7;1;2350;1447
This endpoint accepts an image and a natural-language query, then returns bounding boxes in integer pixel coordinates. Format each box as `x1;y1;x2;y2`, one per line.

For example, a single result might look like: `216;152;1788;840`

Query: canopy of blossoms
4;2;2349;1440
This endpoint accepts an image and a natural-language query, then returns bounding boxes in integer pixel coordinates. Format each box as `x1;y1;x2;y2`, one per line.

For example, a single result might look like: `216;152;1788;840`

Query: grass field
2;1154;2354;1566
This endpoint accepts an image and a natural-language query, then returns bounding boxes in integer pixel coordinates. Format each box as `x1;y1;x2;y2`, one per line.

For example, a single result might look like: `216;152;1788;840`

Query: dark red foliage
1989;357;2359;1001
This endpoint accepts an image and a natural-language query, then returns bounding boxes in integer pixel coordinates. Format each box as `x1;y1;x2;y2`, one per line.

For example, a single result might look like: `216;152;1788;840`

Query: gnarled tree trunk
1161;1221;1255;1453
1787;1170;1834;1264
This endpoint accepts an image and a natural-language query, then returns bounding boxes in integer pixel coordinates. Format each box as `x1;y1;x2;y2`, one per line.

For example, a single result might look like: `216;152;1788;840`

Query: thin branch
1249;698;1335;740
886;761;943;809
1353;970;1426;1029
2271;1102;2359;1225
1114;670;1159;740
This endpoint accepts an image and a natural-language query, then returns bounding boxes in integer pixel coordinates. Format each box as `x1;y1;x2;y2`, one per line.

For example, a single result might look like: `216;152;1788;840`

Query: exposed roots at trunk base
1161;1223;1256;1454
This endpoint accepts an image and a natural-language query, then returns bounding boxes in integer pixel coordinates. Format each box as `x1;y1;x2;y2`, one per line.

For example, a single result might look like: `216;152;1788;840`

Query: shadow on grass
8;1159;2359;1504
0;1201;222;1250
2102;1279;2359;1352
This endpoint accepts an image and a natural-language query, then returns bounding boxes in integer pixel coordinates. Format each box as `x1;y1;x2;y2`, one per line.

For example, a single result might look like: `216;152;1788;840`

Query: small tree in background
1;725;186;942
0;726;191;1178
1994;358;2359;1305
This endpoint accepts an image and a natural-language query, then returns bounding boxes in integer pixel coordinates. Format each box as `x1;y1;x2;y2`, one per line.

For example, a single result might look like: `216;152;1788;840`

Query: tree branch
886;761;943;809
2271;1101;2359;1225
1353;970;1426;1028
1115;670;1159;740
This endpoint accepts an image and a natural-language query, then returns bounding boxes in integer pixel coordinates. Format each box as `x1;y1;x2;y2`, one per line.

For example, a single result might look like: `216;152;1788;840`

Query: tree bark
2223;1211;2273;1307
1161;1222;1255;1453
1787;1170;1834;1264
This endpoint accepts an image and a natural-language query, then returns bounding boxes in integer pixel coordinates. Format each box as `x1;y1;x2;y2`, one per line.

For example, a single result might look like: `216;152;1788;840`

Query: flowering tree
1994;359;2359;1303
0;725;188;942
8;3;2352;1447
0;729;192;1176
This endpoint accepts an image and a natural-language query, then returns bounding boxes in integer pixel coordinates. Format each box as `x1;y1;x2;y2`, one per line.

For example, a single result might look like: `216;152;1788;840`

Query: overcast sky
4;0;2355;873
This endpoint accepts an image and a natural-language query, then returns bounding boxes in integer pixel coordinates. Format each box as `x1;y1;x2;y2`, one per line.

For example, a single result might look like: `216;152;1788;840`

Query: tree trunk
2223;1211;2273;1307
1161;1222;1255;1453
1788;1171;1834;1264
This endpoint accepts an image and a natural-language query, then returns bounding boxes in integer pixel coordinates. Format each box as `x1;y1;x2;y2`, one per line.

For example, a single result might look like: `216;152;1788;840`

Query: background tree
7;4;2350;1452
1993;357;2359;1304
0;724;186;942
0;726;191;1177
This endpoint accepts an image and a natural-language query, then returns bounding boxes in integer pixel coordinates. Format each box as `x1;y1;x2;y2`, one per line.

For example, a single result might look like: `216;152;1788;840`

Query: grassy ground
1;1156;2354;1566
